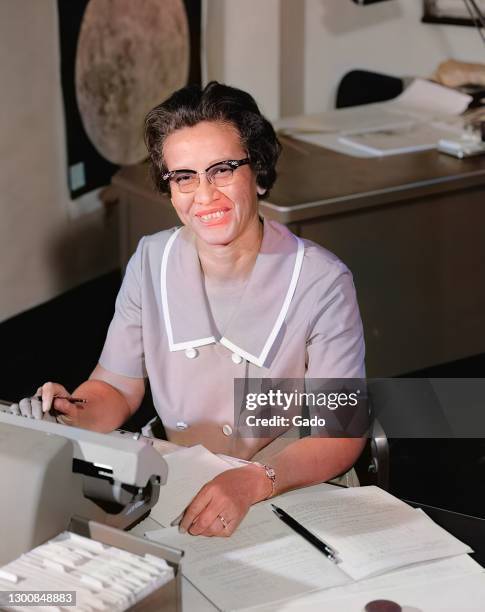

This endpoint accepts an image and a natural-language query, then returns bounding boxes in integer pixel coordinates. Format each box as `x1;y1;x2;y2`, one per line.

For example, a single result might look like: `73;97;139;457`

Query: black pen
35;395;87;406
271;504;340;563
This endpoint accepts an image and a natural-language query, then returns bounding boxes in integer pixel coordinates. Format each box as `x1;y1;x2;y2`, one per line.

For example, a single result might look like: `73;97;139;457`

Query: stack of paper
248;555;485;612
276;79;473;158
149;445;237;527
146;486;475;611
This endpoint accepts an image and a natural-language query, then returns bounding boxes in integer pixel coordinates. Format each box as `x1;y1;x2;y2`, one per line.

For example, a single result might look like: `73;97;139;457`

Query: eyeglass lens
172;163;236;193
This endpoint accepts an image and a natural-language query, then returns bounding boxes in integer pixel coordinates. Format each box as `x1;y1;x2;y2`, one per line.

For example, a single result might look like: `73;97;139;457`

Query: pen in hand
36;395;87;406
35;395;87;417
271;504;340;564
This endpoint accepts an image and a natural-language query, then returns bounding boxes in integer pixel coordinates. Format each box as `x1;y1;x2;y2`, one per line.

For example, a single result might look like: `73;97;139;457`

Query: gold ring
218;514;228;529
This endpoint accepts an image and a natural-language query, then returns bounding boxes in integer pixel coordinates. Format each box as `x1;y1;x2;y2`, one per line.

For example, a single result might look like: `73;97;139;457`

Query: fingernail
170;512;183;527
178;525;186;534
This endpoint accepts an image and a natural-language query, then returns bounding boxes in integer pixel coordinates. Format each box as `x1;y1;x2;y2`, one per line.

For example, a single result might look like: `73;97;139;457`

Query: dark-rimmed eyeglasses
162;158;250;194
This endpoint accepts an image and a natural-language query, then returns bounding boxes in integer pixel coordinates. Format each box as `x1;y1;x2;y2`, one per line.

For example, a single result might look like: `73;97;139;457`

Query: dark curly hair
144;81;281;199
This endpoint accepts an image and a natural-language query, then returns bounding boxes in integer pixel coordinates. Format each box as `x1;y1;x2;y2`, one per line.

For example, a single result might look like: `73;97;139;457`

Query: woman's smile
163;121;260;249
195;206;232;225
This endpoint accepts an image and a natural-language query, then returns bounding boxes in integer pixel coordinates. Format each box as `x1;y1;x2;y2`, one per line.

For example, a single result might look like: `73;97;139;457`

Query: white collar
160;219;304;368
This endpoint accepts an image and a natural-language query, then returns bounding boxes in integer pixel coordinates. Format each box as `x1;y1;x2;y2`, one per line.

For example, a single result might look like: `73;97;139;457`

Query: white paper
389;78;472;116
245;555;485;611
274;78;472;158
145;505;350;611
276;486;472;581
149;445;235;527
338;122;462;157
276;106;411;136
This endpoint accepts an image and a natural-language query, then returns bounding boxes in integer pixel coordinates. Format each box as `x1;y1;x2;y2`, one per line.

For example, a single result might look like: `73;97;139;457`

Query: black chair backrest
336;69;404;109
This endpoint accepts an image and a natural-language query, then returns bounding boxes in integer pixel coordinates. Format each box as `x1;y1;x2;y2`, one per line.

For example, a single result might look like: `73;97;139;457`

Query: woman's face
162;121;261;247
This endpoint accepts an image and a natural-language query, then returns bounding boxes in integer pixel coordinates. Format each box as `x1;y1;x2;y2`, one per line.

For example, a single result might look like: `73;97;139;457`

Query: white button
185;347;198;359
231;352;243;364
176;421;189;430
222;424;233;436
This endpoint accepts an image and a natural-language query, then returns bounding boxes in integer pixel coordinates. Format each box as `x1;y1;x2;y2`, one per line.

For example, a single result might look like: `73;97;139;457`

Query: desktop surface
264;135;485;222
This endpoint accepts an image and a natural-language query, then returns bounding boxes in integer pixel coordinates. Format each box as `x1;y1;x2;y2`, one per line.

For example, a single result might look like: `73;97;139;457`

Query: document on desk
275;486;472;581
338;123;462;157
276;78;472;158
146;506;351;611
149;445;235;527
145;486;472;610
247;555;485;612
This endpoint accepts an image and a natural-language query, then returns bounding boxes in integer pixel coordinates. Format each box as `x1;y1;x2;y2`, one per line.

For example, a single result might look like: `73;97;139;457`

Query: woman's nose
193;174;218;204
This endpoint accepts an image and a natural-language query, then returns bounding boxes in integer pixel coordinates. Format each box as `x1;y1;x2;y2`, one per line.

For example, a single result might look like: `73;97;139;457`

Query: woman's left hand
179;464;271;537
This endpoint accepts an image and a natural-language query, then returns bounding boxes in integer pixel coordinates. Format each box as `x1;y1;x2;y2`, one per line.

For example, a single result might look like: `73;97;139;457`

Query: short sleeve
99;238;147;378
305;264;365;379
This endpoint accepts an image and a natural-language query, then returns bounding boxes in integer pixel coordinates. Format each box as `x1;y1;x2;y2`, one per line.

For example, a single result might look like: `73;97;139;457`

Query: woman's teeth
200;210;226;221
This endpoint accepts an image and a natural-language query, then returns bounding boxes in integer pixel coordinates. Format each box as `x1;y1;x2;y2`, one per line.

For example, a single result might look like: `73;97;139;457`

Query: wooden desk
113;142;485;376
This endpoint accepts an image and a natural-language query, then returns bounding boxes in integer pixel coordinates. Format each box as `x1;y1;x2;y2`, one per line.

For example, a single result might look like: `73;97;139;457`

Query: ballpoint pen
271;504;340;563
36;395;87;406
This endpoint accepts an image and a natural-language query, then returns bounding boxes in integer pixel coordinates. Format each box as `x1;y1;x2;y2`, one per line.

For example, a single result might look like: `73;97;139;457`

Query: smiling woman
10;82;366;538
161;122;259;252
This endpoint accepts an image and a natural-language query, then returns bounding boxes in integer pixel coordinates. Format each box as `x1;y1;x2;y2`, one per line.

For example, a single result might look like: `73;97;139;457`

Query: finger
19;397;33;418
170;512;184;527
202;514;232;537
186;493;229;536
188;503;226;536
31;397;43;420
56;413;73;425
40;382;69;414
42;411;58;423
9;403;20;416
179;488;213;534
51;399;78;424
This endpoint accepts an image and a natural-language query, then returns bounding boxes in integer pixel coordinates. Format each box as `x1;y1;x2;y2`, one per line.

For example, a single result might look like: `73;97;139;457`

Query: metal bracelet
253;462;276;499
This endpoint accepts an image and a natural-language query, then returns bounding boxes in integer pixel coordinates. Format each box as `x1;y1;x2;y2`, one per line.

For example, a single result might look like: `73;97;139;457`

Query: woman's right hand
7;382;65;422
8;382;79;426
36;381;84;426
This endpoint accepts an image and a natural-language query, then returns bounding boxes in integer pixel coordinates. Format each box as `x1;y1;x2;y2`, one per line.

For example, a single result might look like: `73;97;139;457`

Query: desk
406;500;485;567
131;483;485;611
113;142;485;376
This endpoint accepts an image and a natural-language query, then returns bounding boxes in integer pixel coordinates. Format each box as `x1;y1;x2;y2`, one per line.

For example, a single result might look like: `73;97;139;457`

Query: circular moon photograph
76;0;190;165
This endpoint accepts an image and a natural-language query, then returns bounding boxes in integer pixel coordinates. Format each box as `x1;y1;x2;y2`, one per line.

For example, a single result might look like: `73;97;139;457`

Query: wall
301;0;485;113
204;0;281;119
204;1;484;116
2;0;484;322
0;1;119;323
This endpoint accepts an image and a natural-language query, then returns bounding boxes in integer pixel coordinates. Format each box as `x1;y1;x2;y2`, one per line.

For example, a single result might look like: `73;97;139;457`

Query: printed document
145;486;472;610
247;555;485;612
275;486;471;580
146;506;350;610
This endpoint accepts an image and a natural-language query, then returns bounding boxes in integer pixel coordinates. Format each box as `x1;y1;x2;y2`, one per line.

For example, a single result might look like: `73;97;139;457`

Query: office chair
336;69;404;108
354;417;389;490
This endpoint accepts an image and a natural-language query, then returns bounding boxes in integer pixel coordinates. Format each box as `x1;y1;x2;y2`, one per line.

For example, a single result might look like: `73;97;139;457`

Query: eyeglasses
162;158;250;193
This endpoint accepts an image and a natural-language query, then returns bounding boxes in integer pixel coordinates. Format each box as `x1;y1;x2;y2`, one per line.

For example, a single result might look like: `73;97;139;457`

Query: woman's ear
256;185;266;196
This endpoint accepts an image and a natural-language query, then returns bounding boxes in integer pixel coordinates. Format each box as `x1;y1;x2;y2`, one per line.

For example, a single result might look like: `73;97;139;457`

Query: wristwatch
253;462;276;499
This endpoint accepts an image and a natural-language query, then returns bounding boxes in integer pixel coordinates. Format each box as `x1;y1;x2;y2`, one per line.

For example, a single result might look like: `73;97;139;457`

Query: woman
13;82;366;537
